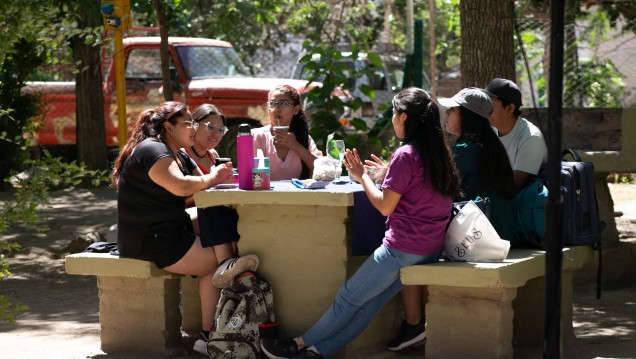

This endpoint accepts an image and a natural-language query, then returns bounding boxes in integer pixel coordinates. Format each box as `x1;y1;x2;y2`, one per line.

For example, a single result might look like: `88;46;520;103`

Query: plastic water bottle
237;123;254;190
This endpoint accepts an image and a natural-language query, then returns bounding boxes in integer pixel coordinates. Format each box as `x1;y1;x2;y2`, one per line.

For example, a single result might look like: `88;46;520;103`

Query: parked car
291;52;430;128
25;36;318;159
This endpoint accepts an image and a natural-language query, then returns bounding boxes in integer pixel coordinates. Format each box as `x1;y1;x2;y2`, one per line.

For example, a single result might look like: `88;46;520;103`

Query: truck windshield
176;45;250;79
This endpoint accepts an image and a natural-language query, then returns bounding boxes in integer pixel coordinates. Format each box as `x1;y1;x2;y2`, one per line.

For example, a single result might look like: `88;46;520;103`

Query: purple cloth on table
352;191;387;256
268;179;386;255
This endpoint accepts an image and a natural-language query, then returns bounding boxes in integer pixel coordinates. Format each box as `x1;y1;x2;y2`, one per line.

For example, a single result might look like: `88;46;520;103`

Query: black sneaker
261;338;301;358
386;319;426;351
300;348;325;358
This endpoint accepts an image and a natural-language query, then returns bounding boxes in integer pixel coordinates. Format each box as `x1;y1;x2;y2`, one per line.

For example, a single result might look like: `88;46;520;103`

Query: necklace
190;146;207;159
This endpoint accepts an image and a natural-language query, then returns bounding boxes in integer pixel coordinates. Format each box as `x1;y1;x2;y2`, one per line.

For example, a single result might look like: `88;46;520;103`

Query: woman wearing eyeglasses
184;103;229;176
253;84;322;180
111;101;257;356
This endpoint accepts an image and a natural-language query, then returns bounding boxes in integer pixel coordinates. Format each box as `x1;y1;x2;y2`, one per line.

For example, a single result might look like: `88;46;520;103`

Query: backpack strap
562;148;582;162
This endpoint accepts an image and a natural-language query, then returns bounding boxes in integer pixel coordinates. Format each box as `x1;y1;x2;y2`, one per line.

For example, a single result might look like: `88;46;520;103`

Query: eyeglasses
267;100;294;109
201;122;228;135
177;120;199;130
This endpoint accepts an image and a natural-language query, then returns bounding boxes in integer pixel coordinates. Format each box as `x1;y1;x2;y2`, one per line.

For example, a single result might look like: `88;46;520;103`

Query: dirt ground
1;185;635;359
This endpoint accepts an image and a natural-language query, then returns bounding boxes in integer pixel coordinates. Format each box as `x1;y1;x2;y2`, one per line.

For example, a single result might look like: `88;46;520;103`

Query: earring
169;130;174;137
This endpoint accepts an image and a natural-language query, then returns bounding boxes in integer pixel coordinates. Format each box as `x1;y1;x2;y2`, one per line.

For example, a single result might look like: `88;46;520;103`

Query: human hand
343;148;365;182
210;162;233;185
272;128;297;148
364;154;385;172
364;154;388;184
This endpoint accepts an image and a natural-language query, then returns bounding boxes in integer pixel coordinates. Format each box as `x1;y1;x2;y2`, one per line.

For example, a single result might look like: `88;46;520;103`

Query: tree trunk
460;0;516;87
74;2;109;171
154;0;173;101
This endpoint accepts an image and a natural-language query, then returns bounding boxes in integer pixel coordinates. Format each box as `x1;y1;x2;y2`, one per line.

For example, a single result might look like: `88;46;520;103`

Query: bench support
98;276;183;355
401;247;593;359
426;286;517;358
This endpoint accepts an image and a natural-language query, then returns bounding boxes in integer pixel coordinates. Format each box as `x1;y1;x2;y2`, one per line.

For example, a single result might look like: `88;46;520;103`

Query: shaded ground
0;185;635;359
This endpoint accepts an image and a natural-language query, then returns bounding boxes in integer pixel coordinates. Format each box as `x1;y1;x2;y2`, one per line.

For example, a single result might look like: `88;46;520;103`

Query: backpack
560;149;604;246
512;149;605;298
207;271;277;358
512;178;548;249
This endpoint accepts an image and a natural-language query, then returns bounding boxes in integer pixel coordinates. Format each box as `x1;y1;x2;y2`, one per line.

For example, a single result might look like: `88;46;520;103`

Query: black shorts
198;205;240;247
137;216;196;268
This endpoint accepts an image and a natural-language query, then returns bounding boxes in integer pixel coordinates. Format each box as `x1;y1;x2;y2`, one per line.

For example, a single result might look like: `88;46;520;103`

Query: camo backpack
207;270;277;358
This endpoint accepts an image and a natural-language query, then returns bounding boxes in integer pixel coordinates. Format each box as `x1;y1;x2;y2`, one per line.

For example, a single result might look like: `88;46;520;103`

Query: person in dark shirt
111;101;257;354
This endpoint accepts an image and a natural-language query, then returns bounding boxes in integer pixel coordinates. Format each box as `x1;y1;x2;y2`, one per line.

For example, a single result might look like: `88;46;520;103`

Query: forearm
292;143;318;173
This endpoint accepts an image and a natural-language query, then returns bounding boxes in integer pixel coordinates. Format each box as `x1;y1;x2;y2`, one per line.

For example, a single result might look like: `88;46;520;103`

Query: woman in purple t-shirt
261;87;462;358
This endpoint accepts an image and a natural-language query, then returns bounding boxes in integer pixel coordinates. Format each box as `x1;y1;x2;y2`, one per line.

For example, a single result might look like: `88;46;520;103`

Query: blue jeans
301;244;441;357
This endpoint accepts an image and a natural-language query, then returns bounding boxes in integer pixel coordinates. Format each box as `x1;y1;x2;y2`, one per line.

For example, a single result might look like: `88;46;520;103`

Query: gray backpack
207;271;277;358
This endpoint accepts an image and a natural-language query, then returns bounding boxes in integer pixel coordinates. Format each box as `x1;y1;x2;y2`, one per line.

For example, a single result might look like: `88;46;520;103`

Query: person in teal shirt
387;88;517;352
440;87;516;241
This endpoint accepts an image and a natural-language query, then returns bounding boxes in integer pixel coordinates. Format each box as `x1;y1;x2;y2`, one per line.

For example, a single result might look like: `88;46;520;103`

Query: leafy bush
0;38;46;188
0;151;110;324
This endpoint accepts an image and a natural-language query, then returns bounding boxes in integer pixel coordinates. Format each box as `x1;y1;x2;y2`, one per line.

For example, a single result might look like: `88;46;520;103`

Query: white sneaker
211;254;259;288
192;331;208;356
193;339;207;355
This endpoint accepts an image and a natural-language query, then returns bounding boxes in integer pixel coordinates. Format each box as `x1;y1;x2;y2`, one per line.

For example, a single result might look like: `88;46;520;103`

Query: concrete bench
64;253;201;356
399;245;594;359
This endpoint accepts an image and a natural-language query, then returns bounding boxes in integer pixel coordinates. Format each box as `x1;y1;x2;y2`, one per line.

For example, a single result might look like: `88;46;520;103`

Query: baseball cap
483;78;523;110
437;87;493;119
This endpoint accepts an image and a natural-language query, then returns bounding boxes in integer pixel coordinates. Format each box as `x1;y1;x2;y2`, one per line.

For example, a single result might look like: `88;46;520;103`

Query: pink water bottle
237;123;254;190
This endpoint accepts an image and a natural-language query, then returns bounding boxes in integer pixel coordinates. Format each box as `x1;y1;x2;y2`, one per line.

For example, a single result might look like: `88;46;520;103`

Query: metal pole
115;29;127;149
406;0;413;55
402;0;414;88
413;20;423;88
544;1;565;358
427;0;437;99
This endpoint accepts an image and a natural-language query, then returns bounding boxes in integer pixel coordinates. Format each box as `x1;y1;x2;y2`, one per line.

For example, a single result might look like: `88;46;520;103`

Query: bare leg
401;285;423;325
198;271;218;329
213;243;235;265
163;238;219;330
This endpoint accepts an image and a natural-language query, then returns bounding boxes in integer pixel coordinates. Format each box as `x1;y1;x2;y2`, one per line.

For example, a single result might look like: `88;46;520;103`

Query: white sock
306;345;320;354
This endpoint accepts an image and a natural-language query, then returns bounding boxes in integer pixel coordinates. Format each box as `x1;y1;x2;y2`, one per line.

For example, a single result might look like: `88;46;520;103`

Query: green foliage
0;150;110;324
0;38;46;187
132;0;289;73
286;1;383;152
389;0;461;79
299;44;371;148
516;3;628;108
564;59;625;107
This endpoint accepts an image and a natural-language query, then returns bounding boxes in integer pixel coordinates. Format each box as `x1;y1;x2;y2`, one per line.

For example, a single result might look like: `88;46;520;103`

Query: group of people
111;84;321;355
111;77;546;358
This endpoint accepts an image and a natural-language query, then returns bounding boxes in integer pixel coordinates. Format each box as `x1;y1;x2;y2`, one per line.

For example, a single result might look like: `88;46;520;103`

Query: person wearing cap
483;78;547;191
387;88;517;352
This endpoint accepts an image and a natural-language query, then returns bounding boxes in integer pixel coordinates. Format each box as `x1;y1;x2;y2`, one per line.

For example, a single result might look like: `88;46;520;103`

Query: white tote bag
445;200;510;262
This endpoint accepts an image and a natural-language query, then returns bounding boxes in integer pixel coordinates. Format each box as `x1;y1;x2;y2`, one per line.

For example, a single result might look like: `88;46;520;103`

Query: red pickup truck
27;36;314;154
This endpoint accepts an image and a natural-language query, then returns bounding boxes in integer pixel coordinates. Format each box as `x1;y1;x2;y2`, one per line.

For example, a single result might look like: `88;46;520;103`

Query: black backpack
560;149;604;247
207;271;277;358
